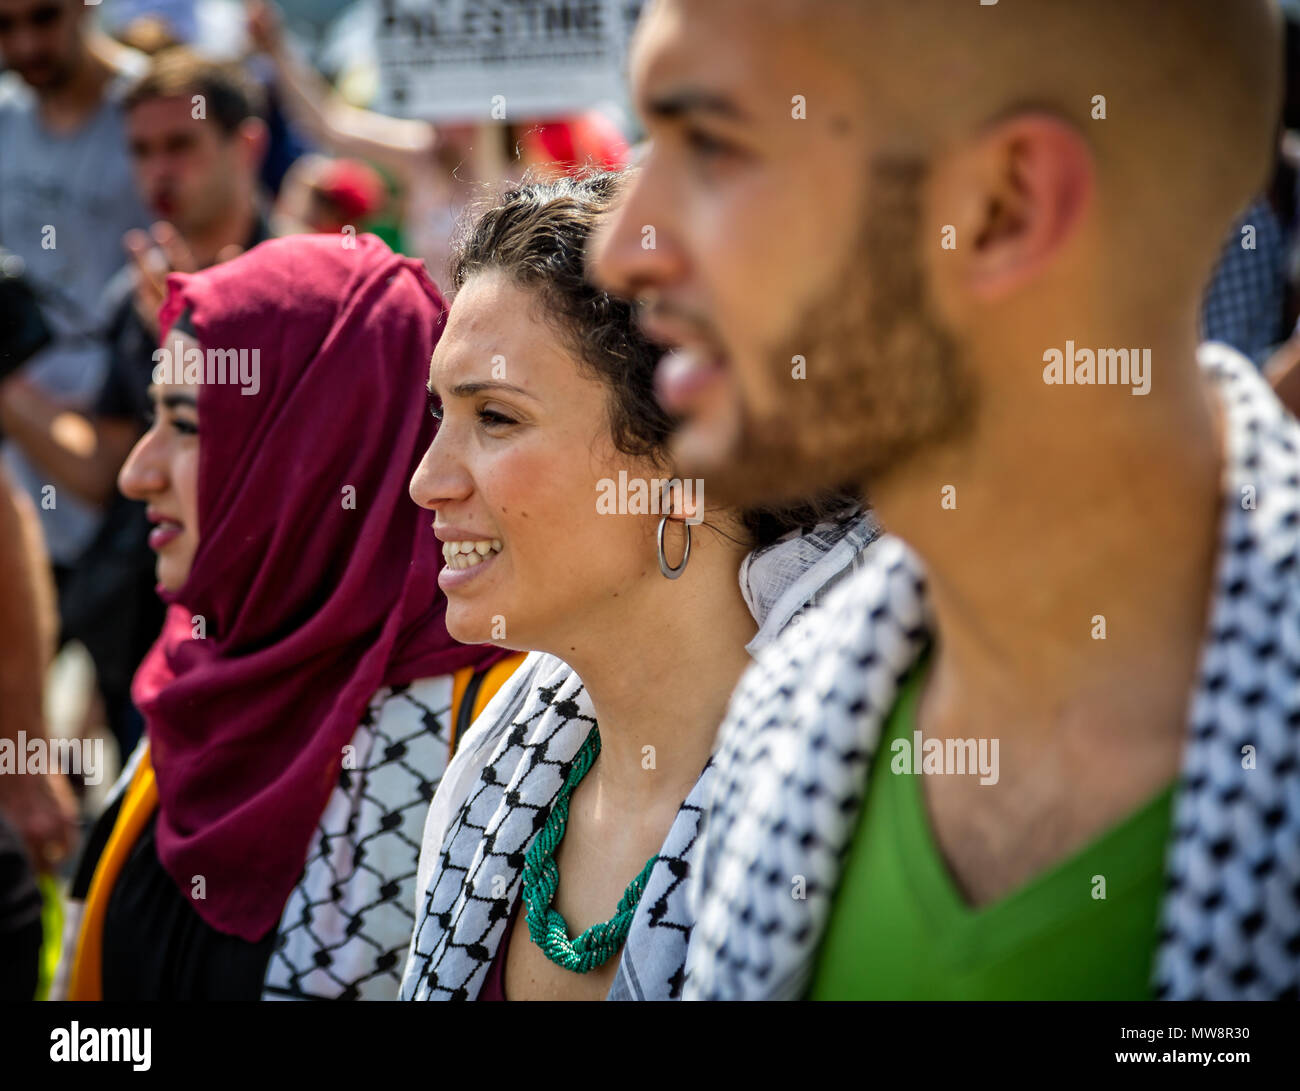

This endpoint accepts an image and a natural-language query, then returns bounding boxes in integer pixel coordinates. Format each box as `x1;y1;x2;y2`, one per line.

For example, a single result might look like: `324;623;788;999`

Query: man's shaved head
814;0;1282;283
591;0;1284;504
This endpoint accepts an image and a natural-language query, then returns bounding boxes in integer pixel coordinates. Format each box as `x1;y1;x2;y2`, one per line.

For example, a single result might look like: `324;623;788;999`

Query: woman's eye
428;400;444;424
478;408;516;428
170;417;198;437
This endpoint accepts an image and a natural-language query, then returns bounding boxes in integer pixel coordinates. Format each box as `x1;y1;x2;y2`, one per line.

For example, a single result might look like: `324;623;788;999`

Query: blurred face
0;0;81;91
409;272;669;650
127;97;242;231
589;0;970;505
117;336;201;592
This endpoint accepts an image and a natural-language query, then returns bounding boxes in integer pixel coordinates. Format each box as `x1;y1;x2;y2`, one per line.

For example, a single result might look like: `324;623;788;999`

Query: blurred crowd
0;0;631;998
0;2;628;833
1;0;1298;1005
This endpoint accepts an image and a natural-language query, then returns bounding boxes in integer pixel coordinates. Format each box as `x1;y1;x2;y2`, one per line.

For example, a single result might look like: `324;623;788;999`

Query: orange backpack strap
66;747;159;1001
447;654;527;759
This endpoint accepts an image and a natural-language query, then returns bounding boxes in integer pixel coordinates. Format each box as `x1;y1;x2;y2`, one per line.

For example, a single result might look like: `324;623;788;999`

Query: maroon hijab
133;233;508;942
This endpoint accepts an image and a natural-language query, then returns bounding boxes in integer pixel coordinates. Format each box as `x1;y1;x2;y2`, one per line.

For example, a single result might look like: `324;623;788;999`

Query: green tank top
809;660;1177;1000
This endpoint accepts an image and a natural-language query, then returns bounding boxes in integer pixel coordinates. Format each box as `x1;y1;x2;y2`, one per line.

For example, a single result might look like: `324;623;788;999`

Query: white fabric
741;510;878;654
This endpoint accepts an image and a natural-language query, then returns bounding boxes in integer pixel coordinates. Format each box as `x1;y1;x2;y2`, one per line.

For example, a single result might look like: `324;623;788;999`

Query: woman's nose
117;428;168;502
409;433;473;512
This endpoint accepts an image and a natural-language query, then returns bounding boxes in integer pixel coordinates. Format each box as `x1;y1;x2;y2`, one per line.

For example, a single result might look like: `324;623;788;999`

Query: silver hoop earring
660;481;691;579
657;514;691;579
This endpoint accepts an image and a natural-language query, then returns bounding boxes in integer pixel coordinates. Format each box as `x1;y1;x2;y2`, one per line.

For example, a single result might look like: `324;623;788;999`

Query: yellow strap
449;667;475;757
449;654;526;757
66;747;158;1001
473;654;526;719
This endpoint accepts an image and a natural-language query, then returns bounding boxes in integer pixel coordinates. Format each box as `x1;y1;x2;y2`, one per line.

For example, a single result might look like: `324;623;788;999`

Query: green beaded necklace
521;726;659;973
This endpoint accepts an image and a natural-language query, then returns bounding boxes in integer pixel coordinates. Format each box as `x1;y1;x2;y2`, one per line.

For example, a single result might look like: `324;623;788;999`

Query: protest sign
376;0;645;121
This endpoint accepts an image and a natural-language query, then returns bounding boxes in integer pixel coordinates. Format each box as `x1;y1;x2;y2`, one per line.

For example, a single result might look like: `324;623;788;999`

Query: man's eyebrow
426;380;539;401
644;87;752;125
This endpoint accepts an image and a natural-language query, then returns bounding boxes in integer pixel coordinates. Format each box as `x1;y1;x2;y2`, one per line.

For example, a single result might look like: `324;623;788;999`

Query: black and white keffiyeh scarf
263;677;457;999
59;677;457;1002
399;513;879;1001
684;343;1300;1001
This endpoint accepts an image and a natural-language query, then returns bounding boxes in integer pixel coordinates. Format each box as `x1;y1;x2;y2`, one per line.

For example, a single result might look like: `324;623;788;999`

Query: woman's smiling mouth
441;538;503;569
437;535;504;591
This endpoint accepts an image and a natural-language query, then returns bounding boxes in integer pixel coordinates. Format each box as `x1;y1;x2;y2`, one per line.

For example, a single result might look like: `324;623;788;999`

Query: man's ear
942;114;1095;303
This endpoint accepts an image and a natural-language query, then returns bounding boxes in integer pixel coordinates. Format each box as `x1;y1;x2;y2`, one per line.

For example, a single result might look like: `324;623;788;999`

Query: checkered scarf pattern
684;343;1300;1001
264;677;456;999
1202;197;1290;367
400;514;880;1001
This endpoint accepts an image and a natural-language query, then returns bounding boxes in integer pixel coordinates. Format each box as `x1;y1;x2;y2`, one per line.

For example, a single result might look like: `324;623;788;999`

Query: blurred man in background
0;0;148;597
0;47;268;757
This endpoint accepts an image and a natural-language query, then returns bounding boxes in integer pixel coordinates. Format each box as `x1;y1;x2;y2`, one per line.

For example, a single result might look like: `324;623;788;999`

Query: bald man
591;1;1299;999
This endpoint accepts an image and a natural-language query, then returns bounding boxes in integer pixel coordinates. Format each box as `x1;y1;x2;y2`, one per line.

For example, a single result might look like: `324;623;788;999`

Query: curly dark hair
449;170;859;549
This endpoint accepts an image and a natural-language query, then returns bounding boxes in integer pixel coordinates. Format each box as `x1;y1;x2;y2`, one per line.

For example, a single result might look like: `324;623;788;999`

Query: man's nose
588;159;687;300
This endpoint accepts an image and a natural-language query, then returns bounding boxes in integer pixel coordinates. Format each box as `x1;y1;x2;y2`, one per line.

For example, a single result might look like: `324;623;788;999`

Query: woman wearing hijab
400;172;877;1001
62;233;521;1000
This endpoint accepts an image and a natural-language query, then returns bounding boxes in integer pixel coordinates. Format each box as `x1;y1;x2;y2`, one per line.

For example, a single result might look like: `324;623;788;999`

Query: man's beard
688;157;977;509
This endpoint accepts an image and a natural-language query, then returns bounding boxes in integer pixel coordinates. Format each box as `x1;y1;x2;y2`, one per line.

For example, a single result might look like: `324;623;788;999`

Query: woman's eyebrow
428;379;539;401
159;392;198;410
